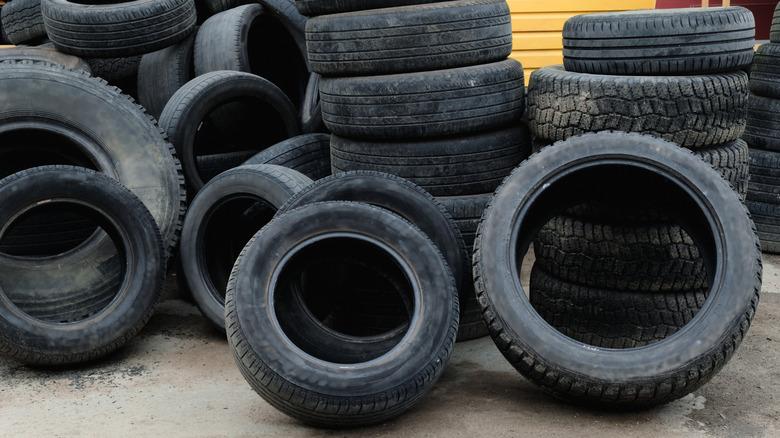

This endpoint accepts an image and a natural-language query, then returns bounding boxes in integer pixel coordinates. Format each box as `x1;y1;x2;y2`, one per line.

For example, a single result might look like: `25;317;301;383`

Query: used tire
180;164;312;330
301;73;324;133
562;7;755;75
42;0;197;58
243;133;331;181
226;201;458;426
750;43;780;99
331;125;531;197
86;56;140;83
295;0;445;16
138;32;196;119
305;0;511;76
527;66;749;149
0;166;164;366
475;132;761;407
771;2;780;43
746;200;780;254
745;93;780;152
748;148;780;204
159;70;300;193
0;46;91;73
1;0;47;45
320;59;525;140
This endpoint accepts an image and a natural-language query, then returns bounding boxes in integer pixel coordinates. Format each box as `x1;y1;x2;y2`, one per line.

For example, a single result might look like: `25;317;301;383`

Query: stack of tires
526;7;754;348
745;5;780;254
301;0;529;340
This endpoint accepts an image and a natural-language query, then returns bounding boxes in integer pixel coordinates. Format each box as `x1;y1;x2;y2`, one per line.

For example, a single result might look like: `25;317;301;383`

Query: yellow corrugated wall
509;0;657;82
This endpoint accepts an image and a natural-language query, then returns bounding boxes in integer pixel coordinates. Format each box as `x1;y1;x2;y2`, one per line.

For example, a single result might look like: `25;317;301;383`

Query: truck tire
243;134;331;181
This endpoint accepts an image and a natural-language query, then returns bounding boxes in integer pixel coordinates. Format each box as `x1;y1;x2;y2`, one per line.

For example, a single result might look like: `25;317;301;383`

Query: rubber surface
294;0;446;16
750;43;780;99
138;32;196;118
243;134;331;181
745;93;780;152
2;0;47;44
0;46;91;73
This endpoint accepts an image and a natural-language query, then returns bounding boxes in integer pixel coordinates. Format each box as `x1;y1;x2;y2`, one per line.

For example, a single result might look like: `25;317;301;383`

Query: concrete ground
2;257;780;438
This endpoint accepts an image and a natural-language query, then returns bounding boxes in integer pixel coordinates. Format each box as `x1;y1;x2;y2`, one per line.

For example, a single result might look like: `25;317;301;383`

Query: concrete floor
2;257;780;438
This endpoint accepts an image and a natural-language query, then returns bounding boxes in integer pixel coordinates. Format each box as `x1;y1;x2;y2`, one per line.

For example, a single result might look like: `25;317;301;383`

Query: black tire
529;266;707;349
259;0;307;64
745;93;780;152
42;0;197;58
194;150;257;182
475;132;761;407
194;4;309;110
1;0;47;45
562;7;755;75
226;201;458;427
695;139;749;199
0;46;92;73
746;200;780;254
750;43;780;99
0;5;7;44
159;70;301;194
305;0;511;76
295;0;445;16
320;59;525;141
771;2;780;43
138;32;196;119
527;66;749;149
301;73;324;133
748;148;780;204
0;166;164;366
243;133;331;181
198;0;251;16
180;164;312;330
331;125;531;196
86;56;140;83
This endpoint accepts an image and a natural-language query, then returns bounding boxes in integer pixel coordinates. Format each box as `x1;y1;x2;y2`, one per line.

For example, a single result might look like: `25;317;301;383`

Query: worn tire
750;43;780;99
243;134;331;181
746;200;780;254
748;148;780;204
771;2;780;43
527;66;749;149
0;46;91;73
86;56;140;83
294;0;445;16
0;166;165;366
320;59;525;140
2;0;47;45
226;201;458;427
138;32;196;119
563;7;755;75
306;0;511;76
745;94;780;152
301;73;324;133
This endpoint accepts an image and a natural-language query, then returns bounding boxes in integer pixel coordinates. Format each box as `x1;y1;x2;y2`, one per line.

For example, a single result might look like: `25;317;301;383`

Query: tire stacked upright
526;7;754;348
744;6;780;254
301;0;530;341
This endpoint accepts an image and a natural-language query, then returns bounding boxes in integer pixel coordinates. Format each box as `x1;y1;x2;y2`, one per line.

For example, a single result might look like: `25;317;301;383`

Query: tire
86;56;140;83
259;0;307;65
475;132;761;408
562;7;755;75
320;59;525;141
771;2;780;43
748;148;780;204
0;166;165;366
746;200;780;254
0;46;91;73
695;139;749;199
1;0;47;45
180;164;312;330
198;0;252;16
138;32;196;119
305;0;511;76
294;0;445;16
0;6;7;44
194;4;309;110
301;73;324;133
745;94;780;152
226;201;458;427
750;43;780;99
243;133;331;181
195;150;257;182
331;125;531;197
159;71;301;194
527;66;749;149
529;266;707;349
42;0;197;58
0;61;185;319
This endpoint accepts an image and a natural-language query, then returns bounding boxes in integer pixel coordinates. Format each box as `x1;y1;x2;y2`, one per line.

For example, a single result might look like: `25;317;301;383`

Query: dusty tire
180;164;312;330
86;56;140;83
330;125;531;196
243;133;331;181
527;66;749;149
320;59;525;140
744;94;780;152
294;0;445;16
771;2;780;43
562;7;755;75
475;132;761;407
138;32;196;119
0;166;164;366
226;201;458;427
2;0;47;44
305;0;511;76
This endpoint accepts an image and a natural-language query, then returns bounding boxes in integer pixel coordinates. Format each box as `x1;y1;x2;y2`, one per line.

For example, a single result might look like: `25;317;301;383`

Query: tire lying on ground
562;7;755;75
320;59;525;140
750;43;780;99
1;0;47;45
227;201;458;427
42;0;197;58
243;133;331;181
0;46;91;73
744;94;780;152
138;32;196;118
475;132;761;407
0;166;165;366
330;125;531;196
159;70;300;194
295;0;445;16
180;164;312;330
305;0;511;76
527;66;749;149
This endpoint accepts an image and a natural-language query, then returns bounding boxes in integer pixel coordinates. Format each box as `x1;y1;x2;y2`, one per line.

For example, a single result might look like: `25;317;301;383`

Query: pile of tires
525;6;754;348
745;3;780;254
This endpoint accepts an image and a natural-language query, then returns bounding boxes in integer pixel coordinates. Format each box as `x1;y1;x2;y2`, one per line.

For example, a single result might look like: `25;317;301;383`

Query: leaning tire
243;133;331;181
2;0;47;45
227;201;458;427
527;66;749;149
305;0;511;76
138;32;196;119
320;59;525;140
0;166;165;366
744;94;780;152
562;7;755;75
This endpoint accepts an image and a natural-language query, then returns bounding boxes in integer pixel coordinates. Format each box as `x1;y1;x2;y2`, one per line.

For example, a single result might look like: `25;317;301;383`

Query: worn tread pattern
750;43;780;99
138;32;195;118
745;93;780;152
244;134;331;181
1;0;47;45
771;2;780;43
746;199;780;254
87;56;141;83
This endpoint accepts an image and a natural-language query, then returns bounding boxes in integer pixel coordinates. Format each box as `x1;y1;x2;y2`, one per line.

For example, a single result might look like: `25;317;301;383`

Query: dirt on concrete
1;256;779;438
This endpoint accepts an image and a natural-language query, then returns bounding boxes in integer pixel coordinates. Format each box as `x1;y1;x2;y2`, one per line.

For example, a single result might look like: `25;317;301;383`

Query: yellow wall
509;0;657;82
